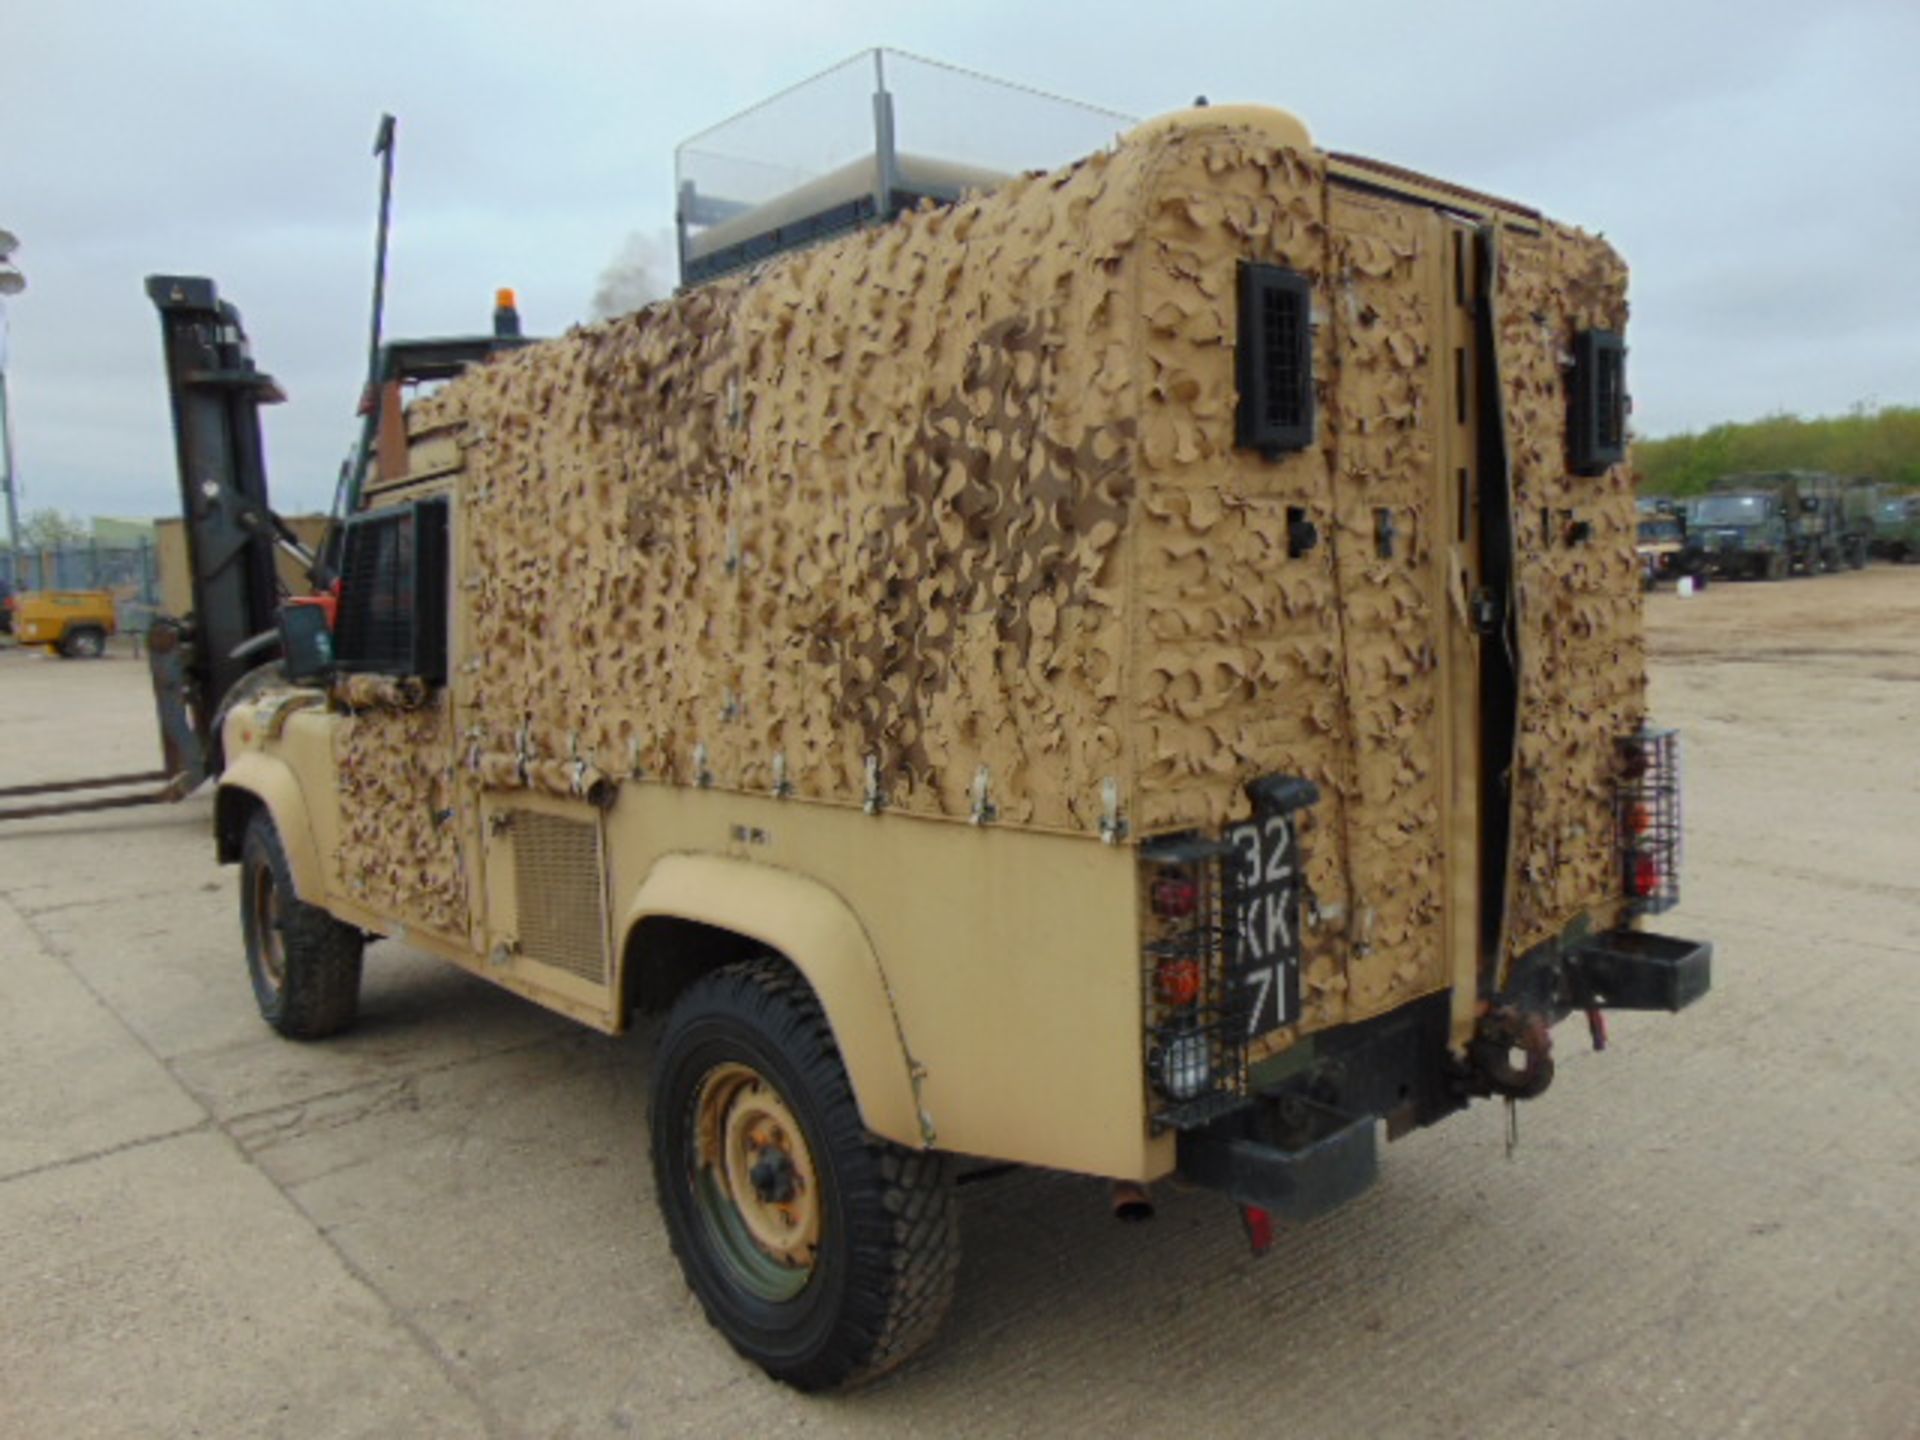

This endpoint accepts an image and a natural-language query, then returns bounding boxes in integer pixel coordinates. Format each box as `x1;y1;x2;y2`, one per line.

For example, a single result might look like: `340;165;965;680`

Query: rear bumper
1699;549;1761;575
1170;992;1456;1220
1173;929;1711;1220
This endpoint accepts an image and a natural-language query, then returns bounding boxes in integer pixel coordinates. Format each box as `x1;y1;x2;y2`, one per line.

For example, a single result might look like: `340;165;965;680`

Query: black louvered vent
1569;328;1627;475
334;497;449;684
1236;263;1315;457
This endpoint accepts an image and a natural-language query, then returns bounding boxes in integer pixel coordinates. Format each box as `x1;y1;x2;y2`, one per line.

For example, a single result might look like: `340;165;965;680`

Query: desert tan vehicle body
208;95;1699;1388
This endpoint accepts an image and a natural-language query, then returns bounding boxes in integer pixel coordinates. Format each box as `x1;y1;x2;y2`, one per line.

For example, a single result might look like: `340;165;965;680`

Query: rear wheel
650;958;958;1391
239;810;363;1038
60;625;106;659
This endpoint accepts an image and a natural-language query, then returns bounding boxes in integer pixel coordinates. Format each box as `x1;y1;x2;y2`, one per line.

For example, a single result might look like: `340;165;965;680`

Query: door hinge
1470;588;1502;636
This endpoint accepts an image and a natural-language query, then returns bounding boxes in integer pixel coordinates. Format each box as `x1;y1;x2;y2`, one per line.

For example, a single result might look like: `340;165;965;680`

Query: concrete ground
2;571;1917;1439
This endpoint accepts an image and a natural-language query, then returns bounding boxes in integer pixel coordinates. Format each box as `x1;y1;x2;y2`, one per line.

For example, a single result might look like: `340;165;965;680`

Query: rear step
1566;929;1713;1013
1177;1098;1378;1224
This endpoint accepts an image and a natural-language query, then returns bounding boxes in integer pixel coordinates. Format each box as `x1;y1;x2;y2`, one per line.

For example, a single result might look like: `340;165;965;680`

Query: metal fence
5;540;161;627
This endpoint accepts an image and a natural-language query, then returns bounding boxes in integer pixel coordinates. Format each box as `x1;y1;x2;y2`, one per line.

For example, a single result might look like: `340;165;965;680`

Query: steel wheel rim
251;859;286;990
688;1061;821;1302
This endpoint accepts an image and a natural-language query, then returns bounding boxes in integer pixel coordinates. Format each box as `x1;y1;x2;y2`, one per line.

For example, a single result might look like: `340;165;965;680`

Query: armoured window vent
1235;263;1315;457
334;497;449;684
512;811;609;985
1568;328;1627;475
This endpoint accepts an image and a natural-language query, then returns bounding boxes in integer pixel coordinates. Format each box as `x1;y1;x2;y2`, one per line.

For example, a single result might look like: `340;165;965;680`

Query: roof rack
675;49;1134;287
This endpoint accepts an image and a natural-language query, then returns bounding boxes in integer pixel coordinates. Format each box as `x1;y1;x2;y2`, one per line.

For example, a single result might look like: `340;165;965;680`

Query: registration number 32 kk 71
1225;813;1304;1040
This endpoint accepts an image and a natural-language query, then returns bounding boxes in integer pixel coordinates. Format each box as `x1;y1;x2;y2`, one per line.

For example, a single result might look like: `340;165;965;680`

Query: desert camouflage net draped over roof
397;112;1640;938
412;137;1163;833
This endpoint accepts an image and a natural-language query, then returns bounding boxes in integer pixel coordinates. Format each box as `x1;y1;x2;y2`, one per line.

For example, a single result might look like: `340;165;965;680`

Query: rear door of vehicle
1491;225;1642;969
1321;186;1484;1024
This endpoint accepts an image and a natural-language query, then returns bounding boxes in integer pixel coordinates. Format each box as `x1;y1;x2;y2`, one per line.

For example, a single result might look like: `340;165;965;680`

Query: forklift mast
4;136;527;826
143;274;288;744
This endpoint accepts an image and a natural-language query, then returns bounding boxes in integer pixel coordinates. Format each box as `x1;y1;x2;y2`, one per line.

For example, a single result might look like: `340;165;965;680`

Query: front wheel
239;810;364;1038
650;959;958;1391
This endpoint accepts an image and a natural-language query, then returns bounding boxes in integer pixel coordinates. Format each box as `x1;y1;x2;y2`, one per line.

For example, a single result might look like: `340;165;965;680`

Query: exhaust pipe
1110;1180;1154;1222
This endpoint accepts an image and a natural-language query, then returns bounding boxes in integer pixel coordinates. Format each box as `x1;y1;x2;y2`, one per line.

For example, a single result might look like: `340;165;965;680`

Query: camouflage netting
411;142;1158;834
1498;224;1643;960
332;701;468;938
1120;146;1451;1024
340;113;1638;994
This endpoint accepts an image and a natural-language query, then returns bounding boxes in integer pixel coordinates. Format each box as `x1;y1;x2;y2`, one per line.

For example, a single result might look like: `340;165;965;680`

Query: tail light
1150;875;1199;919
1616;728;1681;915
1155;957;1203;1007
1138;776;1320;1130
1139;835;1243;1127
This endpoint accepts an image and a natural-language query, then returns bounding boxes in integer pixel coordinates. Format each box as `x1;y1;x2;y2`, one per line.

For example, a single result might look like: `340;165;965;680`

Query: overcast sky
2;0;1915;524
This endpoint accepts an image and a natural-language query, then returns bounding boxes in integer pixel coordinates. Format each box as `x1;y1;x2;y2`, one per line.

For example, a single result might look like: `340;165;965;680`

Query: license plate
1225;812;1303;1040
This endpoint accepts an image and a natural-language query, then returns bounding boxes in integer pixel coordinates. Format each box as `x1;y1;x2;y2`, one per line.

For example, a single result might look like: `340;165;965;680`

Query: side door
325;493;474;946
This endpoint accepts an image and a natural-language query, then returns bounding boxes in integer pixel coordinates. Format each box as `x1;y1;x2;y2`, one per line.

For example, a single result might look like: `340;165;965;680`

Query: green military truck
1869;492;1920;562
1689;471;1870;579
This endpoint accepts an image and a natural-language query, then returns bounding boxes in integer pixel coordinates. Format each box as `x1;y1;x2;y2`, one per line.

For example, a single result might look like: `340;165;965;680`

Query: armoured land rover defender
155;52;1709;1391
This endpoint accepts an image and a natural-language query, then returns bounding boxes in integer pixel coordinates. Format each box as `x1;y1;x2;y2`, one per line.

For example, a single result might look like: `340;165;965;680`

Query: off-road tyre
650;958;958;1391
239;809;363;1038
60;625;107;659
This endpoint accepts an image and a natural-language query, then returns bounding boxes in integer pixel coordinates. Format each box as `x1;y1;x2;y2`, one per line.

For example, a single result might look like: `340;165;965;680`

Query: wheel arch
216;752;326;903
617;854;926;1150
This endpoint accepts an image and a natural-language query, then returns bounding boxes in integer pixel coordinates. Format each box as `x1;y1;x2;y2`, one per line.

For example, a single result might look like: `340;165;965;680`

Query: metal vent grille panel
1568;328;1627;475
1235;262;1315;456
512;812;608;984
1260;284;1307;431
1595;345;1625;451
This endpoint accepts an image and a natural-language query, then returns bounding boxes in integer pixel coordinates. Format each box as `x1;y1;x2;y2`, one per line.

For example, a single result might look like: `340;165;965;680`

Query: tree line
1635;405;1920;498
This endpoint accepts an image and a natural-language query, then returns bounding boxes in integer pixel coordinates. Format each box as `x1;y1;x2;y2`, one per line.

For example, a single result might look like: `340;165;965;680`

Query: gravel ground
2;570;1916;1438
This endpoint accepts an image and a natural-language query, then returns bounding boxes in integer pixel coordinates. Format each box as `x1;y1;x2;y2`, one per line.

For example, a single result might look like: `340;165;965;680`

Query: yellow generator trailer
9;588;117;657
150;51;1709;1392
